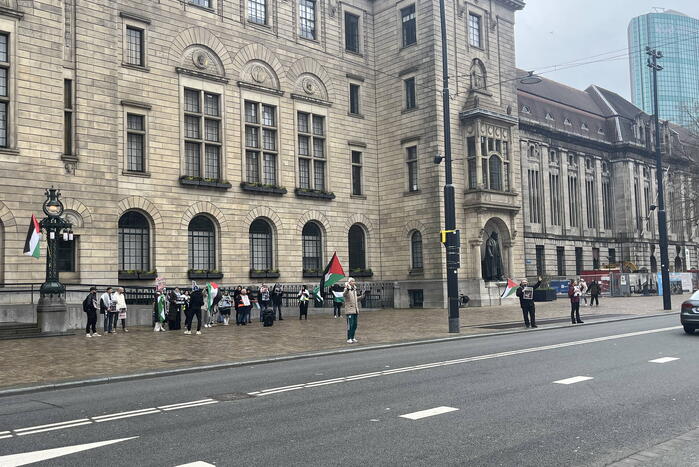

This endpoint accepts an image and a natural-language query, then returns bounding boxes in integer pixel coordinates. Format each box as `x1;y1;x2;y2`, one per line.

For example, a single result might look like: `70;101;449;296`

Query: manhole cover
209;392;255;401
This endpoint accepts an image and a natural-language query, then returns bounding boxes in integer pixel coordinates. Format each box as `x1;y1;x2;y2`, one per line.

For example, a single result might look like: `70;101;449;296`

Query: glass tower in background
628;10;699;127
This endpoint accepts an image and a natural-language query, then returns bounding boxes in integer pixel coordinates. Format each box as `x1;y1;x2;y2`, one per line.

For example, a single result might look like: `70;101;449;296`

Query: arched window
411;231;423;270
348;224;366;271
489;155;502;191
188;215;216;271
118;211;150;271
302;222;323;271
249;218;273;270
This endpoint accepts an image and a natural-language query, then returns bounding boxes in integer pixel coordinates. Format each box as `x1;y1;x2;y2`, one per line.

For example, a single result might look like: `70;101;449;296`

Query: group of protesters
82;278;365;343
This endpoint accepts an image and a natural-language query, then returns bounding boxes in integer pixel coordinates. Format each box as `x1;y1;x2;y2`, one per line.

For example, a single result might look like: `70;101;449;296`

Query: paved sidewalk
0;293;686;391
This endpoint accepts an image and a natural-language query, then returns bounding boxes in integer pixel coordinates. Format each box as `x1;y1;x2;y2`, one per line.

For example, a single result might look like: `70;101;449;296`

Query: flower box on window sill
188;270;224;280
302;269;323;278
240;182;287;196
349;268;373;278
249;269;280;279
294;188;336;200
179;176;232;190
118;270;158;280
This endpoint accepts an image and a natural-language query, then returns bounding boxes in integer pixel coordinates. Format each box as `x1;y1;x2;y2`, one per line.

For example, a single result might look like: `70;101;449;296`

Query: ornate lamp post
36;187;73;332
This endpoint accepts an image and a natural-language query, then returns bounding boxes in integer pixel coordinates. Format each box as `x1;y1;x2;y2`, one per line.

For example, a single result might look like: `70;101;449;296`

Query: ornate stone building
0;0;526;308
517;72;699;279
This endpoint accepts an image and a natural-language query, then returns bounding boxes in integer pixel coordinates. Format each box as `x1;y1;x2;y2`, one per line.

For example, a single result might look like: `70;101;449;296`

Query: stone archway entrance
481;217;511;281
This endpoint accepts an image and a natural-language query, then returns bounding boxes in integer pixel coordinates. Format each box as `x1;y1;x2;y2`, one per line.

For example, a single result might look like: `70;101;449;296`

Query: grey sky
515;1;699;100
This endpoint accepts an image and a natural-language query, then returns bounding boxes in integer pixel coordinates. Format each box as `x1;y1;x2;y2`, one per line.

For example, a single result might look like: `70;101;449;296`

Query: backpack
82;295;92;313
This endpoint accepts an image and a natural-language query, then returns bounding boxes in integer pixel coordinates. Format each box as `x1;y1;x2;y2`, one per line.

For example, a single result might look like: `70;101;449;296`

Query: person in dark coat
168;288;183;330
568;280;583;324
271;284;284;320
588;280;601;306
83;287;100;337
297;285;310;320
516;276;542;328
186;286;204;334
331;283;344;318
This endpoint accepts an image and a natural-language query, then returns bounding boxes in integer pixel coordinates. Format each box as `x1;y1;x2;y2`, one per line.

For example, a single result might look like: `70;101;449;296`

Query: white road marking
0;435;13;440
0;431;10;435
161;401;218;411
649;357;679;364
157;399;214;409
252;326;681;396
0;436;137;466
175;462;216;467
93;408;158;420
94;409;160;422
400;406;459;420
16;421;93;436
13;419;90;433
553;376;594;385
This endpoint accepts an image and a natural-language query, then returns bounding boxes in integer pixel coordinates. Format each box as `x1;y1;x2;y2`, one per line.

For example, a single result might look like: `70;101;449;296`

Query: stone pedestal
37;294;69;333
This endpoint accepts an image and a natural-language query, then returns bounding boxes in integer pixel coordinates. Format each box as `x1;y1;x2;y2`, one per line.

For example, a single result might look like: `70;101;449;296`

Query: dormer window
581;123;589;131
545;112;554;121
585;158;592;170
521;105;530;114
564;118;572;126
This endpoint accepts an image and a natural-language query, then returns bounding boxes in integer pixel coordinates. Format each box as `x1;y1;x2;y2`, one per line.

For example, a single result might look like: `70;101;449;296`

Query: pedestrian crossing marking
648;357;679;364
553;376;594;385
400;406;459;420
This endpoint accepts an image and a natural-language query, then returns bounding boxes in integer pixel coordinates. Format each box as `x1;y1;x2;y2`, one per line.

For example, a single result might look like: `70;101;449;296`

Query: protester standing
516;276;542;328
153;290;167;332
589;280;601;307
240;288;253;325
186;285;204;335
83;287;100;337
568;280;583;324
297;285;310;320
258;284;270;321
114;287;128;332
219;292;232;325
343;278;360;343
579;278;589;306
331;283;344;318
100;287;115;333
271;284;284;320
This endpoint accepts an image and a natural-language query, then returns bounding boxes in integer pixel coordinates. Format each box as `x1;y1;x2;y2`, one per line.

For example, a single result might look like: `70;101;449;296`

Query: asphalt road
0;314;697;467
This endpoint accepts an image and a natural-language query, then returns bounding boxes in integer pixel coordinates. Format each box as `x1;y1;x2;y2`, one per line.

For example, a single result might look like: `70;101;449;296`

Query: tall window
351;150;362;195
245;101;277;185
401;5;416;46
575;247;583;275
468;13;481;47
249;219;273;270
634;178;642;232
348;224;366;270
57;238;76;273
602;179;613;230
302;222;323;271
644;183;653;233
406;145;418;192
0;33;8;147
592;247;600;270
467;137;477;189
345;12;360;53
126;26;144;66
480;132;509;191
184;89;221;179
535;245;545;276
297;112;326;190
608;248;616;265
411;231;423;270
404;77;416;110
488;155;502;191
64;79;73;156
568;175;579;227
349;84;360;115
556;247;565;276
127;113;146;172
299;0;317;40
528;169;541;223
585;178;597;228
118;211;150;271
188;216;216;271
549;173;561;226
189;0;211;7
248;0;267;24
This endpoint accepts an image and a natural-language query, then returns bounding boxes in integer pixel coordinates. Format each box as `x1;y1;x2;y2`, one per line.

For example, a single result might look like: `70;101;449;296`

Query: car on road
681;290;699;334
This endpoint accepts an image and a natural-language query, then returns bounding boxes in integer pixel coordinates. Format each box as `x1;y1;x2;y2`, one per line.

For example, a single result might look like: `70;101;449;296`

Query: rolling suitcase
262;308;274;327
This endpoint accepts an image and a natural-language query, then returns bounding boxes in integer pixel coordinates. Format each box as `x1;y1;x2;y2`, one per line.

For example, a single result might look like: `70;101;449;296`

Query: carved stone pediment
294;73;328;102
240;60;280;90
179;45;225;78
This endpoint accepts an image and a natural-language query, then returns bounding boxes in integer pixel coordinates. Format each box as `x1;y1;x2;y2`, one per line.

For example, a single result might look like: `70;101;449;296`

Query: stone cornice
495;0;526;11
175;67;229;84
0;5;23;20
237;81;284;96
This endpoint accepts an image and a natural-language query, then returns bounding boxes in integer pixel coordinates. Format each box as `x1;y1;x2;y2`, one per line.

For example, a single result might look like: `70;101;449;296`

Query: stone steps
0;323;42;339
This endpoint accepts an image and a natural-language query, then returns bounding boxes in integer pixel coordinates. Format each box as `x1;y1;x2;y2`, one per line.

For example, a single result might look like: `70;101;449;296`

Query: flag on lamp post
23;214;41;259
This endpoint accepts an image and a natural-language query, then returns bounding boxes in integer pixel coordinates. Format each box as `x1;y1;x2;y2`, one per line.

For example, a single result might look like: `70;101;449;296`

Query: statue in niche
482;231;504;281
470;59;486;91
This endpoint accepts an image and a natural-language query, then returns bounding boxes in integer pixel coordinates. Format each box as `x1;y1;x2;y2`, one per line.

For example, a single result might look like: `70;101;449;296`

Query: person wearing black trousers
516;276;542;328
83;287;100;337
271;284;284;320
297;285;310;320
185;286;204;335
568;280;583;324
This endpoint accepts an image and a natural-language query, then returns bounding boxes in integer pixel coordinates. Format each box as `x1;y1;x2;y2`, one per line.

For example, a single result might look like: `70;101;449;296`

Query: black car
681;290;699;334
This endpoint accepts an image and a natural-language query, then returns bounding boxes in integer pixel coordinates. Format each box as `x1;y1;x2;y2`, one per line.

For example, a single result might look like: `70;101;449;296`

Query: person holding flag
515;276;542;328
331;283;344;318
312;252;346;305
153;290;167;332
205;282;220;327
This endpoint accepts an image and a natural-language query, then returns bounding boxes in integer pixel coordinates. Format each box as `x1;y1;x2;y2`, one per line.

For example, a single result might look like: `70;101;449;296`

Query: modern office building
628;9;699;127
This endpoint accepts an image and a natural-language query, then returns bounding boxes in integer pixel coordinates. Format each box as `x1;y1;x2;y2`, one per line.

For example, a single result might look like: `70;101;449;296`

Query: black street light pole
438;0;460;333
647;47;672;310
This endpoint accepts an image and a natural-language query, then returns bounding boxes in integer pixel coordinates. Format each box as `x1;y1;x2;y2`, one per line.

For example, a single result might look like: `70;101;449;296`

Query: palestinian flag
23;214;41;258
500;278;520;299
207;282;219;310
313;252;345;303
332;289;345;303
156;293;166;322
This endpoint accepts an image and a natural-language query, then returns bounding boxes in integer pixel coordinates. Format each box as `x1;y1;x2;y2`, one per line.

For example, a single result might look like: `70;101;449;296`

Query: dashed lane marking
648;357;679;364
553;376;594;385
400;406;459;420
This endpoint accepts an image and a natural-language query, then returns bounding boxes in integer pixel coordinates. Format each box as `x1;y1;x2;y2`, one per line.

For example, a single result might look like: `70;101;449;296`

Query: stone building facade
517;73;699;279
0;0;527;308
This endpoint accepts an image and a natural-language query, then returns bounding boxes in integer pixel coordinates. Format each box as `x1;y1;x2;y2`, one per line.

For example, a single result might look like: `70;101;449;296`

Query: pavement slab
0;293;687;391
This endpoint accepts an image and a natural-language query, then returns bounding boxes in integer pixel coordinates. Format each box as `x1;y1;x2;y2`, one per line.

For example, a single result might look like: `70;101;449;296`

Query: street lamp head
43;187;64;218
434;154;444;164
519;71;542;85
649;204;657;211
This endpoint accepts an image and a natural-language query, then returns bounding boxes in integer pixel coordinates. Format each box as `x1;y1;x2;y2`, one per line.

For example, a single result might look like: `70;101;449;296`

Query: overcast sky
515;1;699;100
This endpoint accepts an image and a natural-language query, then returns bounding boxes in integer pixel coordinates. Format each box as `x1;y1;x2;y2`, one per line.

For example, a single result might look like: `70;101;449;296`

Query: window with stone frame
297;111;326;190
575;247;583;275
189;0;212;8
349;83;361;115
248;0;267;24
299;0;317;40
535;245;545;276
64;79;74;156
126;113;146;173
568;174;580;227
556;247;565;276
644;181;653;233
602;177;613;230
348;224;367;270
480;133;510;191
245;100;278;185
118;211;150;271
125;26;145;67
592;247;600;270
585;177;598;229
401;5;416;47
249;218;273;270
351;150;363;195
468;13;482;48
345;12;360;53
0;33;8;148
188;215;216;271
404;77;416;110
57;237;76;273
302;222;323;272
406;145;418;192
549;173;561;226
411;230;423;270
528;169;541;223
184;88;222;180
634;176;642;232
467;136;477;189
